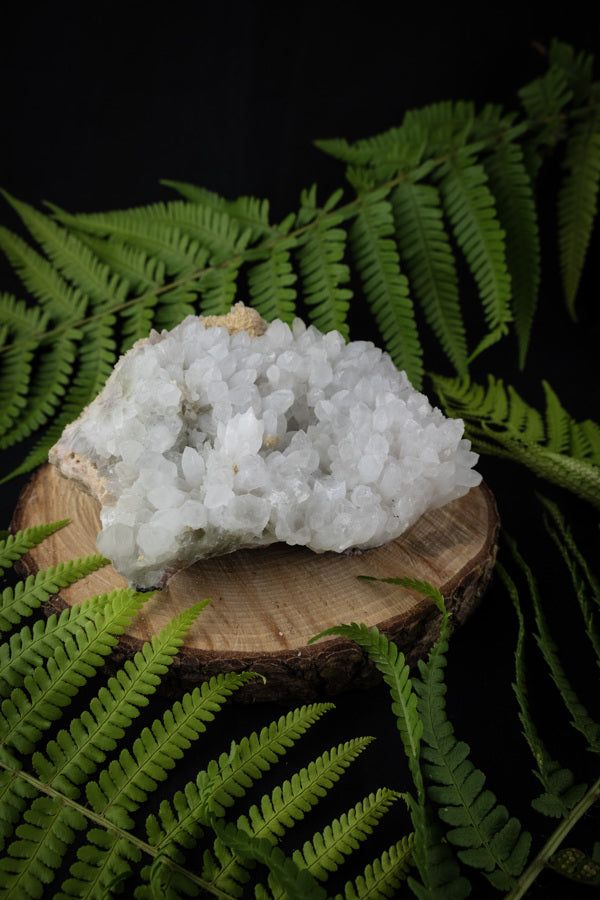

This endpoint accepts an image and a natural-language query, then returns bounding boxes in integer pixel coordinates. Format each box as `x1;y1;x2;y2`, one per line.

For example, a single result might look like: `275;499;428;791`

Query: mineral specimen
49;303;481;589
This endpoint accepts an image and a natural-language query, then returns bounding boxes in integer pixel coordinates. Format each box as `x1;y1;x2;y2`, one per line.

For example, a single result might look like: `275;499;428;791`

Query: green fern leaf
0;588;146;756
310;623;422;777
48;201;213;279
215;818;328;900
0;797;88;899
498;560;587;818
431;374;600;509
296;192;352;337
0;295;50;439
243;737;375;842
247;240;298;323
540;494;600;618
407;800;471;900
288;789;403;884
64;703;333;898
350;190;423;387
0;225;88;325
4;194;130;313
414;594;531;890
392;180;467;376
0;556;109;635
0;592;113;696
404;597;474;899
0;332;78;449
334;835;415;900
505;534;600;754
31;601;211;799
548;39;595;102
557;111;600;320
0;521;69;575
1;316;117;481
161;180;276;242
481;137;540;367
435;154;512;358
147;703;335;860
0;771;38;853
518;63;572;124
195;257;243;316
542;381;573;454
52;199;252;267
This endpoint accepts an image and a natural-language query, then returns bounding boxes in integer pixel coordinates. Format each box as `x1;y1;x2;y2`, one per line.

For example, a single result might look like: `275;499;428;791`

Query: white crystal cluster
50;310;481;589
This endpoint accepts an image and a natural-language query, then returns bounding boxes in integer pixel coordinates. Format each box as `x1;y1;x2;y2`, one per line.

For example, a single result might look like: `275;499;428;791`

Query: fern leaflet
391;180;466;377
350;189;422;387
413;594;531;891
557;110;600;320
434;153;512;358
0;521;69;575
498;560;587;819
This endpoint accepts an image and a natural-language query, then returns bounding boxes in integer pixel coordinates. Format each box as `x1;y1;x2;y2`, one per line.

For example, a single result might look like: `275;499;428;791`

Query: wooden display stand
12;463;499;701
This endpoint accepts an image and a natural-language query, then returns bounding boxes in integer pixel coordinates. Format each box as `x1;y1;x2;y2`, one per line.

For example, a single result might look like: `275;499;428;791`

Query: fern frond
0;332;79;449
51;199;252;266
350;190;422;387
1;316;117;480
64;703;333;899
296;191;352;337
481;137;540;367
0;796;88;900
406;800;472;900
498;560;587;819
504;534;600;755
557;111;600;320
0;592;113;696
161;180;276;242
539;494;600;622
0;521;69;575
288;789;403;885
403;593;472;900
435;154;512;358
311;623;422;779
148;702;335;861
243;737;376;842
49;201;213;278
0;295;49;440
0;771;38;853
202;738;376;896
195;257;243;316
0;588;146;756
333;835;415;900
247;240;298;323
414;599;531;891
0;556;109;637
0;225;88;326
431;374;600;509
518;64;572;126
392;180;467;376
216;818;328;900
4;194;129;313
32;601;212;799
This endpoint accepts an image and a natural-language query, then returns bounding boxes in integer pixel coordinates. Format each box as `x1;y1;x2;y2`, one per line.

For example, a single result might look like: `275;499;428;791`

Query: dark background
1;3;600;897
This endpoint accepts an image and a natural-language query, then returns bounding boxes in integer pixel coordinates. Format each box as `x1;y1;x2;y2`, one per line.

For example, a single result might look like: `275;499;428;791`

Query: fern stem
504;774;600;898
0;757;236;899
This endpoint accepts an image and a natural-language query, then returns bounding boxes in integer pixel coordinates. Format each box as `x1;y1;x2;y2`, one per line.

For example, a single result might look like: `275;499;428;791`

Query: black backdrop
1;3;600;897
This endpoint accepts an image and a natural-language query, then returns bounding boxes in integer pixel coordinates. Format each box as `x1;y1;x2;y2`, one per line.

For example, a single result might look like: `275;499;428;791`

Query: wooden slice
12;463;499;702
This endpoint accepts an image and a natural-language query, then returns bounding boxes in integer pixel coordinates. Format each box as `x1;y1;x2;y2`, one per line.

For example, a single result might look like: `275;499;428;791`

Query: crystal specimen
49;303;481;589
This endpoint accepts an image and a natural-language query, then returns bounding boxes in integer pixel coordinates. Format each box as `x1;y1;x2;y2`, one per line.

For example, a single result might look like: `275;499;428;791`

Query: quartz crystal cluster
49;304;481;589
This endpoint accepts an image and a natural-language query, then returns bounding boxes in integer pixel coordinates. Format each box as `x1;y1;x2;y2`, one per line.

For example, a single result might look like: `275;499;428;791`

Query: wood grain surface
12;464;499;701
